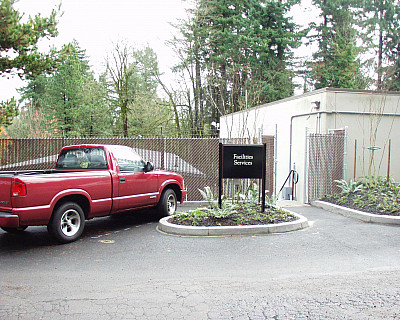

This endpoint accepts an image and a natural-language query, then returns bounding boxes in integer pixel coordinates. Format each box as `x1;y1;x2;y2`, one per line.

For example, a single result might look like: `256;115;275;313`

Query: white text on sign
233;153;253;166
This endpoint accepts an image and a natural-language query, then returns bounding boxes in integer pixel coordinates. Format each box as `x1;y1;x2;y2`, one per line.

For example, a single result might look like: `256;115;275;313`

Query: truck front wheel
157;189;177;217
48;202;85;244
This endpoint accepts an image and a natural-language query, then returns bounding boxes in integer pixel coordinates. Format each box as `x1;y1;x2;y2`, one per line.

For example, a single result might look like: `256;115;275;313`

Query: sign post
219;143;266;212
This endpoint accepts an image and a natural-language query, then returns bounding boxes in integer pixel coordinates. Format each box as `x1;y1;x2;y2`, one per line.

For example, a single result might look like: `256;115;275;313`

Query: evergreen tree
311;0;366;89
0;97;18;128
201;0;301;112
362;0;400;90
0;0;60;128
387;1;400;90
129;47;176;136
43;42;89;136
170;0;302;136
0;0;60;78
18;41;112;137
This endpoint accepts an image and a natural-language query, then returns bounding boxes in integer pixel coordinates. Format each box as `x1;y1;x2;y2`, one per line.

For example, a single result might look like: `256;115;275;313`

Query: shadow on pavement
0;209;160;251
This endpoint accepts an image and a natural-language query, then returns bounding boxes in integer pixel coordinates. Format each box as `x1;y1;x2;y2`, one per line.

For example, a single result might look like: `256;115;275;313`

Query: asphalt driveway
0;204;399;319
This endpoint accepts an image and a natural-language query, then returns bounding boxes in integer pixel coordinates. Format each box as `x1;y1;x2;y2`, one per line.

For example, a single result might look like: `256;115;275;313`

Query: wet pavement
1;204;399;319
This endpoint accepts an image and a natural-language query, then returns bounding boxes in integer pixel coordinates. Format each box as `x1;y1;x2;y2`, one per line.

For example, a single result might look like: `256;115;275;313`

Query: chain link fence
306;131;346;202
0;137;220;201
0;136;276;202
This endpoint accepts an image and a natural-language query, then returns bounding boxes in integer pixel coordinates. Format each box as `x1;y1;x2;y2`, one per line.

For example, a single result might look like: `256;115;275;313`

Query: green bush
326;176;400;215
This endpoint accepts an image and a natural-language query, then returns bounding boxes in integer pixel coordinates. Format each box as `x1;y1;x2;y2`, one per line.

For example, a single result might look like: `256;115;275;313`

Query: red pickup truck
0;144;187;243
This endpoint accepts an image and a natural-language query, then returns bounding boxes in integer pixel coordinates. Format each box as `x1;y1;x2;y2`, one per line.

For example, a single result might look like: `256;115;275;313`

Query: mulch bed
321;193;400;216
169;205;298;227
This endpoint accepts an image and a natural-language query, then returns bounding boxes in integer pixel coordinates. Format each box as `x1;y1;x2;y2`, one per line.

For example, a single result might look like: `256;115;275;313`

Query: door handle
120;178;126;183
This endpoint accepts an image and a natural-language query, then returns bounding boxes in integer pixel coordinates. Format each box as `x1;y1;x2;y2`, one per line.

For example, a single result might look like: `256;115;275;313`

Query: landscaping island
159;177;400;236
158;202;310;236
314;177;400;225
170;203;297;226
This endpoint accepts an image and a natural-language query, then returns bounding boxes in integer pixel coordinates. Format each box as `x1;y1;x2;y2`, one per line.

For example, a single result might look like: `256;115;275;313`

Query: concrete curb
158;209;309;236
312;200;400;225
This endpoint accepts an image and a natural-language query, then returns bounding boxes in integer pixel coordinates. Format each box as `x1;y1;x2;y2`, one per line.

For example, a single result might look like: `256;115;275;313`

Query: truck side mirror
144;162;154;172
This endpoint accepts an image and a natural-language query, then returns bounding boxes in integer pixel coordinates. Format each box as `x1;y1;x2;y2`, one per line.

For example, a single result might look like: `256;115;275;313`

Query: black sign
222;145;264;178
219;143;266;211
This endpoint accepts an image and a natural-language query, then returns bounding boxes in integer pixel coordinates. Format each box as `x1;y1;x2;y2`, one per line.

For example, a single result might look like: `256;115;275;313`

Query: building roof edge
221;87;400;118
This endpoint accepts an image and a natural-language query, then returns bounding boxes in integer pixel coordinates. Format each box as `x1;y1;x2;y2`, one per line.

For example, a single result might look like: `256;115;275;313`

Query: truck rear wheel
48;202;85;244
157;189;177;217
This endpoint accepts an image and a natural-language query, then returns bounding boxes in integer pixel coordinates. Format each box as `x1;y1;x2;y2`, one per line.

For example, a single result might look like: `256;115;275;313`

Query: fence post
387;139;391;182
353;139;357;180
343;127;348;181
161;137;165;170
304;127;309;203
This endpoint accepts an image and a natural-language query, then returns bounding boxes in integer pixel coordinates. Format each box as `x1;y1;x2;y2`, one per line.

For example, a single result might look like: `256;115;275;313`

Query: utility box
282;187;293;200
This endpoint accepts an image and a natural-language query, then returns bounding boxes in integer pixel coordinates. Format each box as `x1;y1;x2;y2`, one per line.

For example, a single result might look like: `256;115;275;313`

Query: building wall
219;88;400;203
325;90;400;182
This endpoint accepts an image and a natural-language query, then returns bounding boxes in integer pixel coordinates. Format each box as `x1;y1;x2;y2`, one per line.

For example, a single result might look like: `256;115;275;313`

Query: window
109;146;145;172
56;148;107;169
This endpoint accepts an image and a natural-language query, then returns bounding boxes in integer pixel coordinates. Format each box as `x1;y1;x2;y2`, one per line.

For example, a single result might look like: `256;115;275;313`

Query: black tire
1;226;28;233
48;202;85;244
157;189;177;217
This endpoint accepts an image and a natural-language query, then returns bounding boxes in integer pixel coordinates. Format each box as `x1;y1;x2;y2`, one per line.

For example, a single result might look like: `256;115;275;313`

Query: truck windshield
56;148;107;169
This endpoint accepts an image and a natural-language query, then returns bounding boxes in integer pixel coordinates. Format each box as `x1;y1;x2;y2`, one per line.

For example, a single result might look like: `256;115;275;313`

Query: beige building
219;88;400;203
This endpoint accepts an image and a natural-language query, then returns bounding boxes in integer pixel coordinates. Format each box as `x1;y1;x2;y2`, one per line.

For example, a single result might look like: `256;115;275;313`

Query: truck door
111;146;159;211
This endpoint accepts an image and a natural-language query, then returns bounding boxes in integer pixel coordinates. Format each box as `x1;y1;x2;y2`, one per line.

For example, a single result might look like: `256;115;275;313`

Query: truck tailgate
9;170;114;225
0;175;12;212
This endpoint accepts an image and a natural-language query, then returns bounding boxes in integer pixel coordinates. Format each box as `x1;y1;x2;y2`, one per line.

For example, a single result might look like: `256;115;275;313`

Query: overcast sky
0;0;190;101
0;0;316;102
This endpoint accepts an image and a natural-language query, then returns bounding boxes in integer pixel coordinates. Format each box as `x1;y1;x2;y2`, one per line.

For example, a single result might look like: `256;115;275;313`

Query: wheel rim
167;193;177;215
60;209;81;237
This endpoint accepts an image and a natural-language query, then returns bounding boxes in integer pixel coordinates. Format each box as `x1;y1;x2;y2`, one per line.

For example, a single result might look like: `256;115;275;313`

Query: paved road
0;204;399;319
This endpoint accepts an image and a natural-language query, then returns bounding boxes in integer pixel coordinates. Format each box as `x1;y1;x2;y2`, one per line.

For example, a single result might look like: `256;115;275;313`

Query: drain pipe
289;110;400;172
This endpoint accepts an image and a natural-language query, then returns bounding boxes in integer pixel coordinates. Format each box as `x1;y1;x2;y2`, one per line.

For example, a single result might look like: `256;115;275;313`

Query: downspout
289;110;400;172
